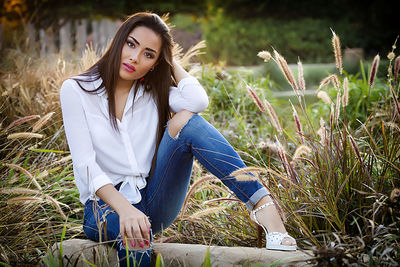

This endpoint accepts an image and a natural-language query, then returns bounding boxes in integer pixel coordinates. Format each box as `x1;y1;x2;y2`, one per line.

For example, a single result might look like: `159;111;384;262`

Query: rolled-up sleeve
169;76;209;113
60;79;113;199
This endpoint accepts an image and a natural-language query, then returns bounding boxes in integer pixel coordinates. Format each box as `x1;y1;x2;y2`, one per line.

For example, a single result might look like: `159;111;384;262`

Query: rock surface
42;239;312;266
152;242;312;266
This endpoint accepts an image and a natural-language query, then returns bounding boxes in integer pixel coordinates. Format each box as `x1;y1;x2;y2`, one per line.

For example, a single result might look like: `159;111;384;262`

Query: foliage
164;36;400;266
0;41;93;265
1;30;400;266
258;62;337;91
0;0;207;30
206;0;397;55
309;60;391;128
199;8;366;65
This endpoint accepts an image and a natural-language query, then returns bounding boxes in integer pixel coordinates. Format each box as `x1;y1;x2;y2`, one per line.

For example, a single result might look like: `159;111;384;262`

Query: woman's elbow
194;96;209;112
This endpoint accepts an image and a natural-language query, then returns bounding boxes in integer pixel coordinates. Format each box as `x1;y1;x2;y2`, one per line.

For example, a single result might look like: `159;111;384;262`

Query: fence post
91;20;100;50
47;28;56;54
39;27;56;56
27;23;36;49
92;19;120;52
75;19;87;54
59;20;72;53
39;28;46;56
103;19;118;47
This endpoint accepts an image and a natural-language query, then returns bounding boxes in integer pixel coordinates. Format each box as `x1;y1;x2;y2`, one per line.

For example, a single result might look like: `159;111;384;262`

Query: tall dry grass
0;36;210;265
237;32;400;265
1;26;399;266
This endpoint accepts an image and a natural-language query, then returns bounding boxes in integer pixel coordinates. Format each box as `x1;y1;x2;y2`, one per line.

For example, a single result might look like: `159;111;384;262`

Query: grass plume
32;112;55;132
3;115;40;132
369;54;380;88
394;56;400;84
257;50;272;62
292;145;312;160
246;85;266;112
317;91;332;105
291;102;304;143
273;50;299;91
264;99;283;134
331;29;343;74
297;59;306;93
342;77;349;107
7;132;44;139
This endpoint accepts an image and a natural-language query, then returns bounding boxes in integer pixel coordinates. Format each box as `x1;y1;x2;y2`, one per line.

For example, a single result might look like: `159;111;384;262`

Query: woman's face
119;26;162;83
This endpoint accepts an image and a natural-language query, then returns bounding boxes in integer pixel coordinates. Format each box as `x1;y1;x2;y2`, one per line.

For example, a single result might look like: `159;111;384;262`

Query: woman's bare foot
250;195;296;247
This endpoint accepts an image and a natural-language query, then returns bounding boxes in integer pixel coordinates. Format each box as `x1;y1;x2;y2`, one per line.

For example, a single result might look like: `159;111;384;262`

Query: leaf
155;253;165;267
202;247;211;267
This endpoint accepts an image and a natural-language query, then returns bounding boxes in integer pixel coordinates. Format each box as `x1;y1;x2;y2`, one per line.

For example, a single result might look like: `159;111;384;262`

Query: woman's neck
116;78;135;94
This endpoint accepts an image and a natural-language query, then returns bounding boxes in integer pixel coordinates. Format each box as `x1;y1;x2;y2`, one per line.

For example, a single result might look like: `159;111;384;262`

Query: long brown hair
73;12;174;176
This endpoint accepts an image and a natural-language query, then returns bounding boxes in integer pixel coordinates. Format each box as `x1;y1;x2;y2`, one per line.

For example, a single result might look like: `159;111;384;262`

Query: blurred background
1;1;399;266
1;0;398;65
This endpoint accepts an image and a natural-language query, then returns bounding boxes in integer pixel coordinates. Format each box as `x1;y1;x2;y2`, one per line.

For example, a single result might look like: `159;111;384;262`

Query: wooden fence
25;19;122;56
1;18;202;56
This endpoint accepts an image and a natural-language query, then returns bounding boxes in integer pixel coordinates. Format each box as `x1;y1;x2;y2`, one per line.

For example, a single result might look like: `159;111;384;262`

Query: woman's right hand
119;205;152;250
95;184;152;250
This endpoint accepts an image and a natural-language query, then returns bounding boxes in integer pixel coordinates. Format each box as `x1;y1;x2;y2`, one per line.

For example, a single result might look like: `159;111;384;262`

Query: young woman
60;12;296;267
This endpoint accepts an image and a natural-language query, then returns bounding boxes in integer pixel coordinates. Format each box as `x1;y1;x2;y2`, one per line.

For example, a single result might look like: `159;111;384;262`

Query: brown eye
144;52;154;59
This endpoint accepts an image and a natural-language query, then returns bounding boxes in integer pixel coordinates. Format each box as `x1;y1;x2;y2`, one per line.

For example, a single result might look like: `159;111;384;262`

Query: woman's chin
119;72;138;83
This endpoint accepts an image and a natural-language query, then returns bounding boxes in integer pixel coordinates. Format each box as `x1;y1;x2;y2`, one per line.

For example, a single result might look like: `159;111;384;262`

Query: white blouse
60;76;209;205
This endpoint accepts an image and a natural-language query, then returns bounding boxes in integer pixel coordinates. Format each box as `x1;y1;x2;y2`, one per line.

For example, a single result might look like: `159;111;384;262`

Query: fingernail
148;229;151;234
131;241;135;247
140;242;143;248
123;240;126;246
145;240;149;245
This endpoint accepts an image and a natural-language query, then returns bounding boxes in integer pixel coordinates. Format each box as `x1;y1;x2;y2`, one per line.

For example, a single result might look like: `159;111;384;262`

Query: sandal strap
251;201;275;226
266;232;296;245
252;201;275;213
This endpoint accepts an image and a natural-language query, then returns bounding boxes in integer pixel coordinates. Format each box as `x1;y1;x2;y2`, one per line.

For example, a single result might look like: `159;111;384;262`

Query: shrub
199;9;362;65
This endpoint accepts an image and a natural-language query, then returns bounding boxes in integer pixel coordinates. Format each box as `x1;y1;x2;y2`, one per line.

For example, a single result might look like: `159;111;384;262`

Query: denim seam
146;142;189;207
147;114;197;206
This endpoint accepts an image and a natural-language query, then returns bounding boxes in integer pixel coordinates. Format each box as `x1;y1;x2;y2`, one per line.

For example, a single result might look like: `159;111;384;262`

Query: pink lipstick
123;63;136;72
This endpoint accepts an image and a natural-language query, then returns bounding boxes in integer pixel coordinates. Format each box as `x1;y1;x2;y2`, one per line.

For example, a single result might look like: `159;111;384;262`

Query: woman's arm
172;58;190;83
96;185;151;249
60;80;150;249
169;60;209;113
60;80;113;197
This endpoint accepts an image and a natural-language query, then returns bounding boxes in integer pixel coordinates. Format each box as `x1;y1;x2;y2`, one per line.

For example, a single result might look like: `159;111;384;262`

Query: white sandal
251;201;297;251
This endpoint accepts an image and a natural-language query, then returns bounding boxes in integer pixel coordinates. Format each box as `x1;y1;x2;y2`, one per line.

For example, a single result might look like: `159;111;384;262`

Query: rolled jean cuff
245;187;270;210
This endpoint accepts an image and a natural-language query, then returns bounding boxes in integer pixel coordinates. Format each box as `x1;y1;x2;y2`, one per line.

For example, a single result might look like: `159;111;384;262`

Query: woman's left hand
172;58;190;83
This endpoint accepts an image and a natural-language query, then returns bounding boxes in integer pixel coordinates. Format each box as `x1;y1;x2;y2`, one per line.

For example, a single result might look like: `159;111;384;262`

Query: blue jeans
83;114;269;266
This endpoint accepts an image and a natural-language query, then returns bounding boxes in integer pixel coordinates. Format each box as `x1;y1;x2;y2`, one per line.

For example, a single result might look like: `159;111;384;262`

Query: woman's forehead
128;26;162;53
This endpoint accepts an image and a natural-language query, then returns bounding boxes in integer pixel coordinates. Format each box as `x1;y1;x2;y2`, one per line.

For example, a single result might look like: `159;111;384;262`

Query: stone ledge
42;239;312;266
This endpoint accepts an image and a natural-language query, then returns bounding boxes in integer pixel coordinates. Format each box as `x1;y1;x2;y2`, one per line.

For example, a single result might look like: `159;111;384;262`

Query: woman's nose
130;50;140;63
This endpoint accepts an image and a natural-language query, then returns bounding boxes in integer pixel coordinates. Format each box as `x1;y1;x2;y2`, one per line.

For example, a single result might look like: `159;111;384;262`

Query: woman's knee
168;110;195;138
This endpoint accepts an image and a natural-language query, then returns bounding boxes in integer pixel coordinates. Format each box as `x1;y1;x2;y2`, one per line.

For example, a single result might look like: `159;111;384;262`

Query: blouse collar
93;77;144;100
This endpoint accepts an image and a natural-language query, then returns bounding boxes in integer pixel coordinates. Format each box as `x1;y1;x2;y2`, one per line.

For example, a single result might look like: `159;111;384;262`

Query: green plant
1;21;399;266
199;8;363;66
155;253;165;267
239;34;400;265
41;225;68;267
0;114;82;265
202;247;211;267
